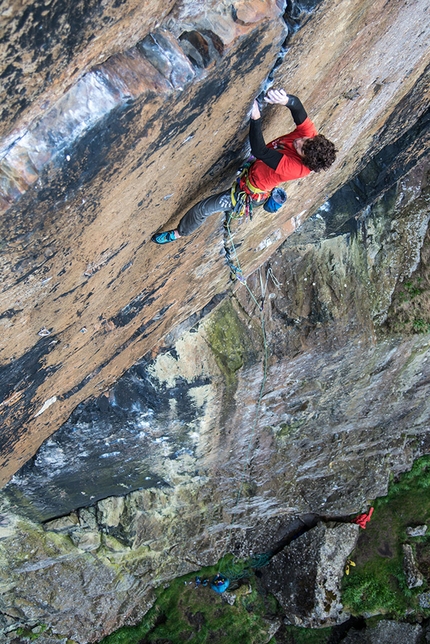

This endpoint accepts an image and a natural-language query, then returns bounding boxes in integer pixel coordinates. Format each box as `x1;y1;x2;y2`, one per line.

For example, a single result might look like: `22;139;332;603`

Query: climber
151;88;337;245
210;573;230;594
352;507;374;529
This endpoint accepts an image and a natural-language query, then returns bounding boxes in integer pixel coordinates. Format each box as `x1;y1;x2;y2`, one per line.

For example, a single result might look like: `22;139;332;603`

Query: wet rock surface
1;0;429;485
0;0;430;642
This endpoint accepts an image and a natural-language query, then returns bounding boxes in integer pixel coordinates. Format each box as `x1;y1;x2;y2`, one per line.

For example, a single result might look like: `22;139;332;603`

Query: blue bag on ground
210;573;230;593
263;187;287;213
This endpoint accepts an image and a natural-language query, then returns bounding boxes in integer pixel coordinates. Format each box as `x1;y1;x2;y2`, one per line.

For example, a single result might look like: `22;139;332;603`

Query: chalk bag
263;187;287;213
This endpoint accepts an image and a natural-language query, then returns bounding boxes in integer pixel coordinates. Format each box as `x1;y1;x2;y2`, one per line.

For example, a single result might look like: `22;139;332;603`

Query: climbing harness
236;159;271;203
227;160;271;225
223;166;262;283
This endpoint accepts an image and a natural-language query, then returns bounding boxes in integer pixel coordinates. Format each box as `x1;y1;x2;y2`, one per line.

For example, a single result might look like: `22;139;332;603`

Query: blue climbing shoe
151;230;177;244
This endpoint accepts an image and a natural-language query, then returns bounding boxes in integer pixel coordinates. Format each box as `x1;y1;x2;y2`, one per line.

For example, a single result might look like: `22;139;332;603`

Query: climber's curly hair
302;135;337;172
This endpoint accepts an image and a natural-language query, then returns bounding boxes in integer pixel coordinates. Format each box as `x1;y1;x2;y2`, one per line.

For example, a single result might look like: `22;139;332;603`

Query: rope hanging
195;181;285;591
212;196;282;584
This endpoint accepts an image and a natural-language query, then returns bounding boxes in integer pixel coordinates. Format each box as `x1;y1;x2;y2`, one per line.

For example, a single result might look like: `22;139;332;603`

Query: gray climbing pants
177;190;233;237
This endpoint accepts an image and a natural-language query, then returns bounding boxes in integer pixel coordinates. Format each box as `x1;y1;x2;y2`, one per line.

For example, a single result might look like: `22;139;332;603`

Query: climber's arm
264;89;307;125
249;100;283;170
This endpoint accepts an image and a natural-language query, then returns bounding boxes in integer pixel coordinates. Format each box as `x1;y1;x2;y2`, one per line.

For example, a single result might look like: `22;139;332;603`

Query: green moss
15;625;48;641
205;300;259;392
276;421;304;439
412;318;430;333
382;208;430;336
342;455;430;617
101;456;430;642
399;279;424;301
99;555;279;644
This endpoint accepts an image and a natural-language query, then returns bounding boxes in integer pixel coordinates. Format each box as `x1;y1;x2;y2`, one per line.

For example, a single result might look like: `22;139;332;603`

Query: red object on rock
353;507;374;529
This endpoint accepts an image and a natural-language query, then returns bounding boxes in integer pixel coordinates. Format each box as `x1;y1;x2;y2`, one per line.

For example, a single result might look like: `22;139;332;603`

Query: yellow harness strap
243;171;267;196
230;181;239;207
231;168;268;207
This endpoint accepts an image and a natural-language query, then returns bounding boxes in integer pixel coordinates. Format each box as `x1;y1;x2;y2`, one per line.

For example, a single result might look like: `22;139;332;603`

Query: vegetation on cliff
96;455;430;643
342;455;430;618
100;555;278;644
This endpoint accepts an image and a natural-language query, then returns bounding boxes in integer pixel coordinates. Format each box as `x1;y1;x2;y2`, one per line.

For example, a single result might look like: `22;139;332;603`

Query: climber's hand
264;89;289;106
250;99;261;120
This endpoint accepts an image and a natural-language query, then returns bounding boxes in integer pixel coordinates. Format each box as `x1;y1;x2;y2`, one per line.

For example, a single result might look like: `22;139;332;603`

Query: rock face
0;0;288;483
0;0;430;642
403;544;424;589
1;140;429;640
342;620;423;644
1;0;429;484
260;523;359;627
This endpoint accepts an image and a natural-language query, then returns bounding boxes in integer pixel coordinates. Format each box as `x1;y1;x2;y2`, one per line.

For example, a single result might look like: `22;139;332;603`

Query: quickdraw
223;213;246;283
229;181;252;221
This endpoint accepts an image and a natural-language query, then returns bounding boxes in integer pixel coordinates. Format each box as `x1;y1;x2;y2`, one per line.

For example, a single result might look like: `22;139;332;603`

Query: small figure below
352;507;374;529
152;88;337;245
210;573;230;594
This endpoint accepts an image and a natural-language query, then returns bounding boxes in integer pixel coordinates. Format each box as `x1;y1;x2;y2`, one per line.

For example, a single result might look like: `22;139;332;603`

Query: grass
99;553;333;643
101;456;430;642
270;625;333;643
341;455;430;617
99;555;279;644
399;279;423;301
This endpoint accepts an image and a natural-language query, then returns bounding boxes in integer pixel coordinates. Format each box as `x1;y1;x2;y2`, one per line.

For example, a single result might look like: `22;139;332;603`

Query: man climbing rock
151;88;337;244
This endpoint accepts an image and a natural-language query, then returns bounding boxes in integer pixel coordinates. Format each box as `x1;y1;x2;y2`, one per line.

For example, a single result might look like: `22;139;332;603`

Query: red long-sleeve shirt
247;117;318;192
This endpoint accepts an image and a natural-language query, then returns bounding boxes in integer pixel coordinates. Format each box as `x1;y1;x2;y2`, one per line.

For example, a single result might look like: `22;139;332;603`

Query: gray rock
368;620;422;644
221;591;236;606
44;513;79;533
418;591;430;609
78;508;98;531
343;620;422;643
261;522;359;627
18;636;69;644
403;543;424;588
69;530;101;552
97;496;126;528
406;525;428;537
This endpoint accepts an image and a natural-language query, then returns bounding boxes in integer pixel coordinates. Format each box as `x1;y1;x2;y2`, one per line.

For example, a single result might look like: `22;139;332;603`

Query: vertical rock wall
0;0;287;482
0;0;429;484
0;0;429;641
1;99;429;640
